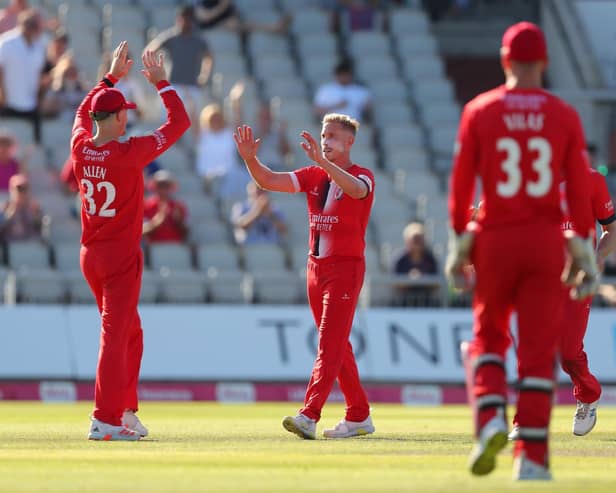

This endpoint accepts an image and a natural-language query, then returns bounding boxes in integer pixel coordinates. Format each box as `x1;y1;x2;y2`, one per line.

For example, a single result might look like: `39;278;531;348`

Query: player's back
467;85;584;231
72;137;145;252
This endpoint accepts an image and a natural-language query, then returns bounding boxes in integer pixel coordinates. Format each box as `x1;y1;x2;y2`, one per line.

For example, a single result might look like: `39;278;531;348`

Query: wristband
103;73;119;86
156;80;170;91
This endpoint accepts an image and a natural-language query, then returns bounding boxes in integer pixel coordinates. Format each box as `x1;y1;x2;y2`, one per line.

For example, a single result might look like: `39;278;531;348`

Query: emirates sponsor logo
82;147;110;162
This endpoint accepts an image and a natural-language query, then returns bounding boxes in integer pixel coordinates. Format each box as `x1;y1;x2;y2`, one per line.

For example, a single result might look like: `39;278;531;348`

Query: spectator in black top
146;5;213;133
392;221;439;306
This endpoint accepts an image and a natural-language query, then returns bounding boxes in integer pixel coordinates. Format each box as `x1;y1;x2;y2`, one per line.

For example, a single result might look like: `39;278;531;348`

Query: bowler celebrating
234;114;375;439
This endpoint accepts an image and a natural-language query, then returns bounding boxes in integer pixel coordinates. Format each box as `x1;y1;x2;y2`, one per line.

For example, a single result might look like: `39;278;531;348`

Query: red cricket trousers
80;246;144;426
560;295;601;403
470;222;564;466
299;256;370;423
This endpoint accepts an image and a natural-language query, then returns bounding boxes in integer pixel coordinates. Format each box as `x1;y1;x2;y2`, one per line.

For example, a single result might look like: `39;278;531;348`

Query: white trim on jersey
358;174;373;193
159;86;176;95
290;172;301;192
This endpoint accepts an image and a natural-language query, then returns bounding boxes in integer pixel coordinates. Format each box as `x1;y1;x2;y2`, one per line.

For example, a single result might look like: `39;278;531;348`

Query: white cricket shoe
573;400;598;436
513;452;552;480
508;424;519;441
323;416;375;438
88;417;141;441
122;410;149;437
282;414;316;440
468;415;508;476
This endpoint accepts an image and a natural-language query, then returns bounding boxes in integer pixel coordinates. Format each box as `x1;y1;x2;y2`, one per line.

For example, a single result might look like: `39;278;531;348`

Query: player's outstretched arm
300;131;368;199
234;125;295;193
132;50;190;165
71;41;132;146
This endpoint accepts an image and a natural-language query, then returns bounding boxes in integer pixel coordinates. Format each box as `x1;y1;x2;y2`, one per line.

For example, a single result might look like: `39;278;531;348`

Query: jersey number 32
81;178;117;217
496;136;552;198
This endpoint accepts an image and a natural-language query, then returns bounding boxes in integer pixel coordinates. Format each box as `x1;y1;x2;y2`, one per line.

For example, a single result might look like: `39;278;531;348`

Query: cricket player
446;22;598;479
233;114;375;439
509;167;616;439
561;169;616;434
71;42;190;440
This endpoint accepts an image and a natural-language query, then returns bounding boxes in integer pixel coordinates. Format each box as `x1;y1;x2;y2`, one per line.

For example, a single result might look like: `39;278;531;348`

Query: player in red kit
71;42;190;440
446;22;599;479
562;169;616;434
234;114;375;440
508;167;616;440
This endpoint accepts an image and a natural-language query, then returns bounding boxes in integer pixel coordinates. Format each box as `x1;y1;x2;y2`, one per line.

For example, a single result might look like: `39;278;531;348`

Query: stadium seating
0;0;459;307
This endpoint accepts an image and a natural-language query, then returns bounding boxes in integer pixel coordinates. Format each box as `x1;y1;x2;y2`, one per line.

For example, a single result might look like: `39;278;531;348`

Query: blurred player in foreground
234;114;375;440
71;41;190;440
447;22;598;479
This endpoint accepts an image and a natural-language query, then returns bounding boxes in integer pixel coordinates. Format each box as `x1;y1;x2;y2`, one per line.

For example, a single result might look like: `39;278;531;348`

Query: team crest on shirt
334;186;344;200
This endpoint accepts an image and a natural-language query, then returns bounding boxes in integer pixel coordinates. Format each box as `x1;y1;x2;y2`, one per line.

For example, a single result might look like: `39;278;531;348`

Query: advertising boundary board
2;305;616;389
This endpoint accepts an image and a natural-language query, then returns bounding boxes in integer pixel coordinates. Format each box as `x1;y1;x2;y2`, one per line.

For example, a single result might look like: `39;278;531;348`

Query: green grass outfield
0;402;615;493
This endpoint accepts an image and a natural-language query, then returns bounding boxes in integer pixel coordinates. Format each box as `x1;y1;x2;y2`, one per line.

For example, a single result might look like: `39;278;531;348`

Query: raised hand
300;131;325;166
233;125;261;162
109;41;133;80
141;50;166;86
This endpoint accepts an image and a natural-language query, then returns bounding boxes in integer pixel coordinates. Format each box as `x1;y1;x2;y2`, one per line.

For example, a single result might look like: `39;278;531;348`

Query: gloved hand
445;230;475;292
562;232;600;300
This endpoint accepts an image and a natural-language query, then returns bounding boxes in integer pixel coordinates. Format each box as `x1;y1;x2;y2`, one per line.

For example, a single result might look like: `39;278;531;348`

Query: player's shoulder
295;164;324;175
464;86;506;113
351;164;374;179
540;91;579;117
589;167;607;186
0;28;19;45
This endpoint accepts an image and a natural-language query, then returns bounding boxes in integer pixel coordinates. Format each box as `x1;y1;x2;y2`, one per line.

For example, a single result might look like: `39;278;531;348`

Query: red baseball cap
91;88;136;114
501;21;547;62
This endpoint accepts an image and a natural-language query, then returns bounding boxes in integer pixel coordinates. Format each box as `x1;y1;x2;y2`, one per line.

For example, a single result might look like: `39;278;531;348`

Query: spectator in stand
0;130;26;195
143;170;189;244
196;82;249;201
254;102;291;171
231;181;287;246
193;0;291;33
391;221;439;306
41;28;69;86
41;54;89;120
0;0;58;35
145;5;213;131
0;0;28;34
238;100;291;172
314;59;372;122
0;173;45;242
337;0;381;32
0;9;46;144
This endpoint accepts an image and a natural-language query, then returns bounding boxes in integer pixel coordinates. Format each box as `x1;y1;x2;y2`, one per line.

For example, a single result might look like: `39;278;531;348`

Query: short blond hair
403;222;425;241
200;103;224;128
322;113;360;135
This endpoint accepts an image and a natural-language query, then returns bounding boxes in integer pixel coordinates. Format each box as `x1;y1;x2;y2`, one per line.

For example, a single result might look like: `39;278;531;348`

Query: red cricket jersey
561;168;616;243
70;74;190;255
450;85;593;237
291;164;374;259
143;196;188;243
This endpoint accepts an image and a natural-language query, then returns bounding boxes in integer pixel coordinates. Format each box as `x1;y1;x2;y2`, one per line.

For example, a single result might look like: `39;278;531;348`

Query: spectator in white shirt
0;9;46;143
313;59;372;122
195;83;249;203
